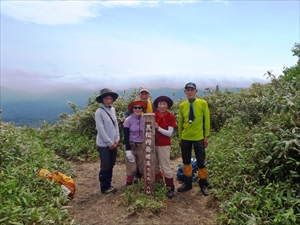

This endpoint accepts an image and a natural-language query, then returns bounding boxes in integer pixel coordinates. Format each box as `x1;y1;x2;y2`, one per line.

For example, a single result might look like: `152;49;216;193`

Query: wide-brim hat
154;95;173;109
128;100;147;112
96;88;119;103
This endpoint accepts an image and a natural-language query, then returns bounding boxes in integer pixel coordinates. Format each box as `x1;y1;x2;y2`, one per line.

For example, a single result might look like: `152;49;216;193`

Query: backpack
38;169;76;198
176;159;198;182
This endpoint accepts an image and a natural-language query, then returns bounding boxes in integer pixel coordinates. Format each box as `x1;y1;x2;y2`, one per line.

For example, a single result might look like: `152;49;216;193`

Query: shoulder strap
100;107;116;126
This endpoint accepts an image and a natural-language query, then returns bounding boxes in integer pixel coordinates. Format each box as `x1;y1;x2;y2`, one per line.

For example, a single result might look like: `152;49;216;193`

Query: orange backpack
38;169;76;198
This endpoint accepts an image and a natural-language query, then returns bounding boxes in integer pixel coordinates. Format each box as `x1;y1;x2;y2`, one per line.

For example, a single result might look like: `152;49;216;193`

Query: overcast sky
1;0;299;93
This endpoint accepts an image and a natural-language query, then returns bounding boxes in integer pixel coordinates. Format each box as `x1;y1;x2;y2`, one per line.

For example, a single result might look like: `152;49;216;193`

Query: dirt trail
67;158;219;225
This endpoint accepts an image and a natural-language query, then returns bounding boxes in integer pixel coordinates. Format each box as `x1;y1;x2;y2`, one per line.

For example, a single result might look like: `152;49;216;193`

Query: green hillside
1;87;241;127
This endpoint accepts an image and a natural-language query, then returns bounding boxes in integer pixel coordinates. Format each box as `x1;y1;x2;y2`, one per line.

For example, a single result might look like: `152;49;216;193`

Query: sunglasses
133;106;143;110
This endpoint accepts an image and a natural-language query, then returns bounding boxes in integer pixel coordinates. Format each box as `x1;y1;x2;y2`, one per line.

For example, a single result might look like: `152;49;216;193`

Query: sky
0;0;299;93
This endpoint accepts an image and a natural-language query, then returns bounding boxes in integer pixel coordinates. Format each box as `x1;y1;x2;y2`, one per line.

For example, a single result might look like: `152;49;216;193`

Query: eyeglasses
133;106;143;110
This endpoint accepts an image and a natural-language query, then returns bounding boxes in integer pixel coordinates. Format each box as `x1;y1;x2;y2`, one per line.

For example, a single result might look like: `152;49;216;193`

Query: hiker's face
132;105;143;116
139;91;149;102
184;88;197;101
103;95;113;107
157;101;168;114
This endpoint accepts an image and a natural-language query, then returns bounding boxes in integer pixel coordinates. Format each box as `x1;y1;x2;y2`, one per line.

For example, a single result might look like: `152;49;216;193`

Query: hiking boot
199;179;209;196
200;186;208;196
166;185;175;198
166;189;174;198
177;184;192;192
102;186;117;194
133;177;140;184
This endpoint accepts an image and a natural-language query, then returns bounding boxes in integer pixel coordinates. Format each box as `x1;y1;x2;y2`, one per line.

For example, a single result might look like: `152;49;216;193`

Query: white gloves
126;150;135;163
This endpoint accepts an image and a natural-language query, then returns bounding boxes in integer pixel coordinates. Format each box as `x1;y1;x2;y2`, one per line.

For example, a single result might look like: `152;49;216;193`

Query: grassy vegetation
0;123;73;224
121;180;168;214
0;43;299;224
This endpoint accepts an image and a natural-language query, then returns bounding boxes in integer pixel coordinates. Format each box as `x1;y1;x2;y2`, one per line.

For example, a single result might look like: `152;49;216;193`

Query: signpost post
143;113;156;195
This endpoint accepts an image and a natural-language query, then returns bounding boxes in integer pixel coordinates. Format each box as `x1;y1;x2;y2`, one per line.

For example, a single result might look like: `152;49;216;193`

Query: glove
126;150;135;163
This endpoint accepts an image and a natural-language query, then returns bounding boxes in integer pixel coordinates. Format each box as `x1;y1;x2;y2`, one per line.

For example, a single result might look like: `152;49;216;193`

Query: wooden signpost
143;113;156;195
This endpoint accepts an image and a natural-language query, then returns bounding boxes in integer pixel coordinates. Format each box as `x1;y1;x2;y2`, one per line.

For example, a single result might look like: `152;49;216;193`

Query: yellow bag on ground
38;168;76;198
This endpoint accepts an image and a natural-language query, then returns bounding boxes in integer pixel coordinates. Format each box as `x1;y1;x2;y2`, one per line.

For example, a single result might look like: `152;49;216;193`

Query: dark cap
184;82;196;89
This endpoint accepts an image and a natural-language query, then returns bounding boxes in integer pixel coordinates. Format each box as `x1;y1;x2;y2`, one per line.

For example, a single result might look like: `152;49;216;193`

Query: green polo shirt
178;98;210;141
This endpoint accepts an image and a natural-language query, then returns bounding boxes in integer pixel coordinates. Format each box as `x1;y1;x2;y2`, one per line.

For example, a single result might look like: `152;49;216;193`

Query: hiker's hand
178;140;182;148
204;137;209;148
109;141;118;150
126;151;135;163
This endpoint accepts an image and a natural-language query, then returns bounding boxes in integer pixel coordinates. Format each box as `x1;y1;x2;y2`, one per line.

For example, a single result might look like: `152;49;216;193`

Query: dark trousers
136;168;142;179
97;146;117;192
181;139;209;187
181;139;206;168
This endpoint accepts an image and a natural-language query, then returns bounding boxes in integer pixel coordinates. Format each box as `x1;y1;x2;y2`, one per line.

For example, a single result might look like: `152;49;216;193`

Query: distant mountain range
0;86;240;127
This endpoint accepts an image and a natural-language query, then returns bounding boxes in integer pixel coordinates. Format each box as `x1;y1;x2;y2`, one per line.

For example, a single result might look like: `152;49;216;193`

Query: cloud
239;66;285;77
239;66;282;71
1;0;289;94
1;66;267;93
0;0;199;25
1;1;100;25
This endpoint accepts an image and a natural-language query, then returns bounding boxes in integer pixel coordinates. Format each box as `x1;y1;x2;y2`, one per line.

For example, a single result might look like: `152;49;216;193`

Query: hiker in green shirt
177;82;210;196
